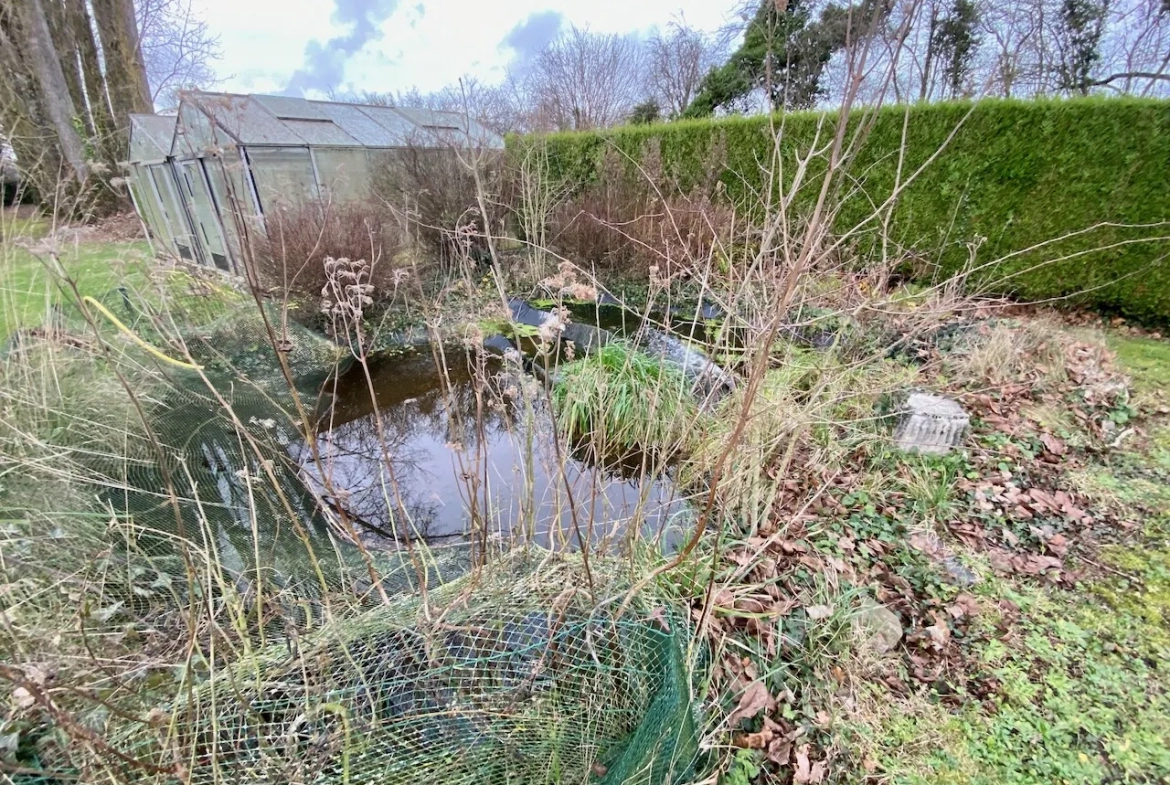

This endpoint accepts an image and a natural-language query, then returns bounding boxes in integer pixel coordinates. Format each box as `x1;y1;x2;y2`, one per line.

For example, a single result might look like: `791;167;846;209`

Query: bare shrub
546;139;734;277
372;144;508;268
254;199;405;305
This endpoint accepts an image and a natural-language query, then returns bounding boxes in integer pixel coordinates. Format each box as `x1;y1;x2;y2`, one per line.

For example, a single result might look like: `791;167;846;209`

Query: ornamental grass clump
552;342;697;460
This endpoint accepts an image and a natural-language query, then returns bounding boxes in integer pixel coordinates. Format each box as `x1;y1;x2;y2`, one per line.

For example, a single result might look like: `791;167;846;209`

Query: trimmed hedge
510;99;1170;324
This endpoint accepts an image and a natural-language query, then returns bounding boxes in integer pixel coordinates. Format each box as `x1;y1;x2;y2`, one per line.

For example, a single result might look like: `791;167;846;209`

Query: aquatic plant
551;341;698;458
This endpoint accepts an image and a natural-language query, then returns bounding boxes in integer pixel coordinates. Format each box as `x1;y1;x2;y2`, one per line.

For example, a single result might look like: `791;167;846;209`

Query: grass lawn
1;211;153;338
1110;333;1170;394
836;330;1170;784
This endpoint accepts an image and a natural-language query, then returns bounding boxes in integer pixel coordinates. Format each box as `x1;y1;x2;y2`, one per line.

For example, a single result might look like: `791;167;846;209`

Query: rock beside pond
854;599;903;654
636;330;736;403
894;393;969;455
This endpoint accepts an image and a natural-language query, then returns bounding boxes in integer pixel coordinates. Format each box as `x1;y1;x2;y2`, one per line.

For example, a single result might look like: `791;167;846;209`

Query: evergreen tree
933;0;980;98
1057;0;1109;95
684;0;869;116
628;99;662;125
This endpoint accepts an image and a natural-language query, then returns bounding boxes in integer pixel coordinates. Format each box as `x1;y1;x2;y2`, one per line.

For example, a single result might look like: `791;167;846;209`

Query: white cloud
197;0;739;97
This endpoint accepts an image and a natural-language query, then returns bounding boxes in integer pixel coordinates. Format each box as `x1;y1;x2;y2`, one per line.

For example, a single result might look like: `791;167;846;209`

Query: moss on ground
855;578;1170;784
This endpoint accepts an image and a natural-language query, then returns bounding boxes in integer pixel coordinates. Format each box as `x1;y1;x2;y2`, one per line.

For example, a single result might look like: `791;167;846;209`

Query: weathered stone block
894;393;969;455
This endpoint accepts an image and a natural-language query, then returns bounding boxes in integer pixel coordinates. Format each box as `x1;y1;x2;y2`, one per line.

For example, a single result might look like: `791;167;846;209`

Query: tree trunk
91;0;152;145
67;0;119;163
0;10;62;200
42;0;88;132
10;0;89;184
920;6;940;101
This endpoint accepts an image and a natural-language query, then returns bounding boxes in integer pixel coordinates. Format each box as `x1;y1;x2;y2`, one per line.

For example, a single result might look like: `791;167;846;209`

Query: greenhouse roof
128;114;178;163
161;91;503;154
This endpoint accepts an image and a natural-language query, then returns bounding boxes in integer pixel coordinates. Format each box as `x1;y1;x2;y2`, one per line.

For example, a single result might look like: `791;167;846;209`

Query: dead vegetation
254;199;406;307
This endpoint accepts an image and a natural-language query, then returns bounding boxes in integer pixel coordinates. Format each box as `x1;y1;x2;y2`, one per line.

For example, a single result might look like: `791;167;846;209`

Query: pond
292;339;693;555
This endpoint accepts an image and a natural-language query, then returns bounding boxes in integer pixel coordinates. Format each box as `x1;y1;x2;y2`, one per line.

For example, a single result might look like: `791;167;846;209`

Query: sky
195;0;742;99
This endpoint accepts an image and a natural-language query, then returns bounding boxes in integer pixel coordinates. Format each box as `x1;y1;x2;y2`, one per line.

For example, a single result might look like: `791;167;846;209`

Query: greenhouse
125;91;503;272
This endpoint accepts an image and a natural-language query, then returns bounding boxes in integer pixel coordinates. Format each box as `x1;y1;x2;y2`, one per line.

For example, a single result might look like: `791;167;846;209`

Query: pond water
292;343;692;554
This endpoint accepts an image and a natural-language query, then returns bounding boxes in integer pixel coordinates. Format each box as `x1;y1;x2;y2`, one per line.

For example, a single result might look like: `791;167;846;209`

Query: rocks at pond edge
854;599;903;654
894;392;970;455
635;329;736;403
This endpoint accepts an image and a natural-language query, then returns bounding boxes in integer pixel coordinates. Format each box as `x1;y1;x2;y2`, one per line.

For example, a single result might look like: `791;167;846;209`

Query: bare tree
524;25;647;131
1092;0;1170;94
337;77;523;135
647;22;719;117
978;0;1040;96
137;0;221;109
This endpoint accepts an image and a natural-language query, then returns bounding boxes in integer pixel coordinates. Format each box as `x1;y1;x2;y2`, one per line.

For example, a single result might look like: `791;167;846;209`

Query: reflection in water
292;345;688;553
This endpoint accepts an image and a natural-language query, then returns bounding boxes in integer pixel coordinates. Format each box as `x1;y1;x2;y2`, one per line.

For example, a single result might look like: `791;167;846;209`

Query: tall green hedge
511;99;1170;324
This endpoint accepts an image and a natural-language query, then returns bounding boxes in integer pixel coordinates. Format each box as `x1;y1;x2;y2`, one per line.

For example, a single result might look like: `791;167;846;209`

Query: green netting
111;555;698;785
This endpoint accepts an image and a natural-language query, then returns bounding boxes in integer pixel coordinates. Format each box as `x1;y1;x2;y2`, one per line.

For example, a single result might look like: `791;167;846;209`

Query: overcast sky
196;0;741;98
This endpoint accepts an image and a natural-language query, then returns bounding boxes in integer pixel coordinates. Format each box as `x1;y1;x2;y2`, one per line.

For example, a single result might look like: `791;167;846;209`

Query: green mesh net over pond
110;556;699;785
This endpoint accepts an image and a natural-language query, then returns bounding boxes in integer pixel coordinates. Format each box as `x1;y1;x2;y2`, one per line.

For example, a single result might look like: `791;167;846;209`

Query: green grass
828;329;1170;785
0;209;49;240
552;341;698;456
0;236;152;339
862;577;1170;785
1109;333;1170;394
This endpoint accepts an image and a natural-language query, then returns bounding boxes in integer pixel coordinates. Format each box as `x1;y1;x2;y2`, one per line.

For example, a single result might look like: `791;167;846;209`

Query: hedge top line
507;96;1170;147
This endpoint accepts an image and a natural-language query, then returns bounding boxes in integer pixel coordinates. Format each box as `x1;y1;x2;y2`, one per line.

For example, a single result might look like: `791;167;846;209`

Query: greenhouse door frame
177;158;233;272
159;162;205;265
142;163;183;258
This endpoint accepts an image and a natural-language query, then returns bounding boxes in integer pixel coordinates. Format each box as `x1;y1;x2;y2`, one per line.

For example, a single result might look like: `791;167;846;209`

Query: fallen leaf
726;680;776;727
728;549;755;567
735;596;770;614
711;589;735;608
793;744;826;784
909;531;942;556
924;614;951;648
732;728;773;749
947;593;981;619
647;607;671;632
1040;433;1066;456
12;687;34;709
1046;534;1069;556
988;549;1014;573
767;736;793;765
805;605;834;620
590;762;608;777
1012;554;1062;575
